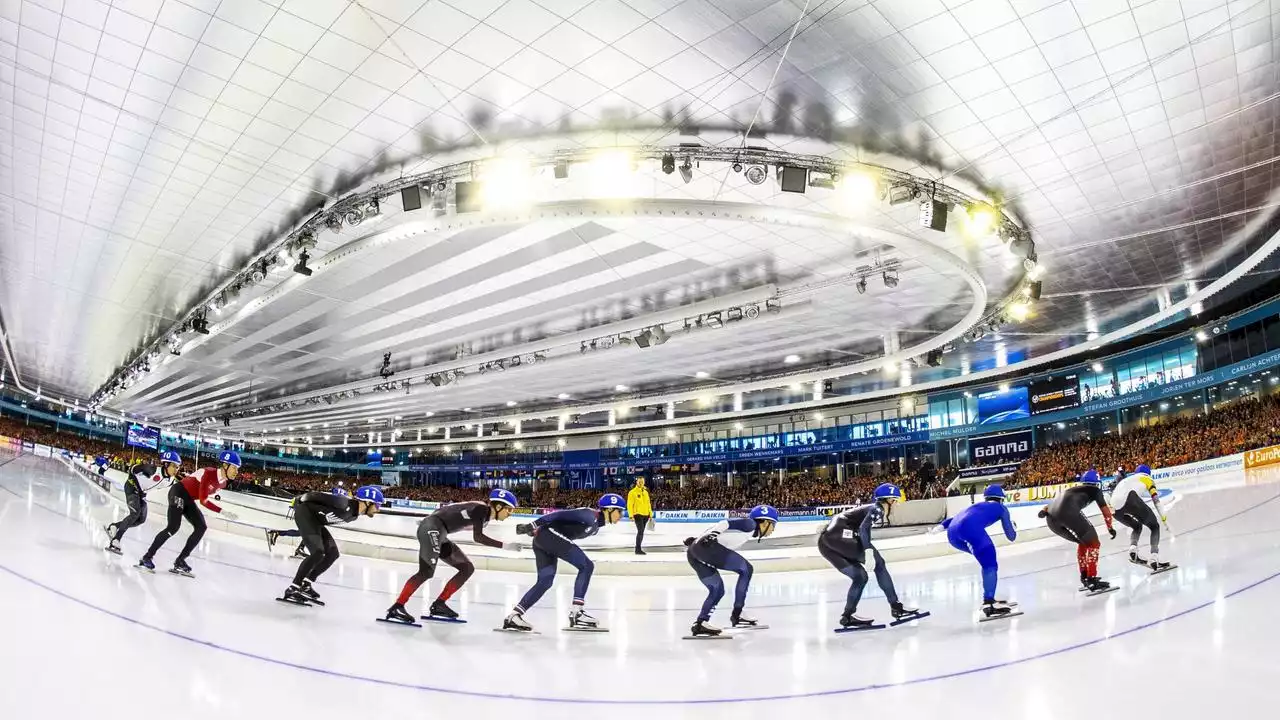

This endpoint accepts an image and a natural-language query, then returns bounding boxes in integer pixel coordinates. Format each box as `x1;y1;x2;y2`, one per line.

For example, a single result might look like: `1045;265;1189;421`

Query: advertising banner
33;443;52;458
956;462;1022;480
968;430;1033;463
654;509;729;521
1244;445;1280;469
1029;374;1081;415
976;386;1030;425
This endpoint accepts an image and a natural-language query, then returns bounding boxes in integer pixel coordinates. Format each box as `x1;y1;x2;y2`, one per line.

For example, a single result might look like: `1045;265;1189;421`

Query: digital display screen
1029;374;1081;415
976;387;1030;425
126;424;160;450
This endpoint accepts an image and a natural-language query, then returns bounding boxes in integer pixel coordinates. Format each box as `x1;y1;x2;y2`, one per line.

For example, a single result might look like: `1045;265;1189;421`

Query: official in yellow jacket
627;478;653;555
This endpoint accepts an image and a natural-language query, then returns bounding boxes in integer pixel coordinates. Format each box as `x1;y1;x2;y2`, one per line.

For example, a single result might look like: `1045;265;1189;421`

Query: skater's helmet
331;486;349;497
598;493;625;509
217;450;241;467
489;488;517;507
983;484;1006;500
873;483;903;501
1080;469;1101;485
1135;464;1152;476
355;485;385;505
159;450;181;465
749;504;779;522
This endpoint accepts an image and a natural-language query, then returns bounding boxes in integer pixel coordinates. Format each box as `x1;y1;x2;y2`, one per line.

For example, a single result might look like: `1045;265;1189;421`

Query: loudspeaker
400;186;423;212
780;166;808;194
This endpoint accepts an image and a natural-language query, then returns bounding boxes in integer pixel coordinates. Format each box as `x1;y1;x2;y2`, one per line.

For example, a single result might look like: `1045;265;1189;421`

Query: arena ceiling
2;0;1280;443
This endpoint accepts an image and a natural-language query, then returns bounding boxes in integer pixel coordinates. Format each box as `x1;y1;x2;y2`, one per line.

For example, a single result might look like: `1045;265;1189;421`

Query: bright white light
1092;362;1104;373
557;393;571;399
697;395;713;408
481;155;534;209
1007;302;1030;321
608;434;618;443
962;204;997;238
586;149;634;198
615;384;629;392
883;362;898;374
813;412;824;421
733;422;744;431
836;171;879;212
506;400;517;407
476;444;485;451
1195;330;1208;342
513;441;524;449
784;354;800;364
790;382;804;392
999;383;1010;391
695;371;710;379
556;438;566;447
665;430;675;438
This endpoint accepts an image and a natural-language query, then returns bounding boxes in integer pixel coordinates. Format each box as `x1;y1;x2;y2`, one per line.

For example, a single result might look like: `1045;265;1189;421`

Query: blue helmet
749;504;779;522
489;488;517;508
983;484;1006;500
598;493;625;509
331;486;349;497
874;483;903;501
159;450;181;465
355;485;384;505
1080;469;1101;485
217;450;241;467
1135;464;1152;476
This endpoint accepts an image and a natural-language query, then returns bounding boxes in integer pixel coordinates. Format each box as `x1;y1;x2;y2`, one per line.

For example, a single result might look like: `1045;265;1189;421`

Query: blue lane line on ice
3;459;1280;612
1;557;1277;705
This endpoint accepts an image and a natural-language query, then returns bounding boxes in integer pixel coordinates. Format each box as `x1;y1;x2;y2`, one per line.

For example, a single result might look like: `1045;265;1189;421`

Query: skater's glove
220;509;239;521
1037;508;1048;519
502;541;524;552
515;523;535;536
1107;526;1117;540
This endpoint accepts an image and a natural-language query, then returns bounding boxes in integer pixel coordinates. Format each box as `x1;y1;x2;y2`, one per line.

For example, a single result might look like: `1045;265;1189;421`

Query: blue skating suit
686;517;758;622
515;508;602;613
940;501;1017;602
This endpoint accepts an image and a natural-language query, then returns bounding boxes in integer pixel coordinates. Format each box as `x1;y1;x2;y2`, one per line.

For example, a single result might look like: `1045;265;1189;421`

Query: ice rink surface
3;450;1280;720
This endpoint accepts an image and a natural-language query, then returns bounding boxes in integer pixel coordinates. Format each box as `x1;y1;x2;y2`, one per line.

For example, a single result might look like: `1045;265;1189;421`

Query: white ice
2;451;1279;720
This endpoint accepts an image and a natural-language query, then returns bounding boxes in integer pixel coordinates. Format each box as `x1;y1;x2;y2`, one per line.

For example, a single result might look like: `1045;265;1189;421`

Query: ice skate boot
170;559;194;577
1149;553;1172;572
291;544;309;559
428;599;458;620
105;540;122;555
690;620;722;637
137;557;155;573
265;529;279;550
502;611;534;632
105;523;117;540
982;600;1014;618
839;613;877;628
1128;547;1148;566
568;606;599;629
384;603;416;624
891;602;922;620
279;585;311;606
1084;576;1111;592
729;610;759;628
297;580;324;605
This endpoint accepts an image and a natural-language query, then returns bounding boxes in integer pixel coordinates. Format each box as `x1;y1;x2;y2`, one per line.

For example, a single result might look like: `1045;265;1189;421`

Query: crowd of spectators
1009;393;1280;487
9;390;1280;510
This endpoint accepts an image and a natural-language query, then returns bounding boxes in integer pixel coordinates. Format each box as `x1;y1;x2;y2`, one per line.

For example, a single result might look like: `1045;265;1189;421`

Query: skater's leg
1134;501;1161;554
306;528;340;580
514;544;557;613
396;521;443;604
818;535;868;615
291;534;327;584
113;485;146;542
556;537;595;605
174;501;206;564
633;515;647;553
687;547;725;622
868;547;900;606
143;487;186;561
966;533;999;601
722;549;753;613
435;544;474;602
1045;514;1081;544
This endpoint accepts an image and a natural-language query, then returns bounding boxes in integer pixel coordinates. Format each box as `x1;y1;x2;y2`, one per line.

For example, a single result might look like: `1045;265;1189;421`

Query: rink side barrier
57;450;1262;576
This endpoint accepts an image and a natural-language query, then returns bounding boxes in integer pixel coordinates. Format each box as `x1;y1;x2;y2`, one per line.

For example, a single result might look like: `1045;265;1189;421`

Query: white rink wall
65;451;1265;575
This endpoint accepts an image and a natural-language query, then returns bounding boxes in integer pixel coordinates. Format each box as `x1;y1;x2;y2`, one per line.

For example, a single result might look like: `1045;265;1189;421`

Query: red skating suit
181;467;224;512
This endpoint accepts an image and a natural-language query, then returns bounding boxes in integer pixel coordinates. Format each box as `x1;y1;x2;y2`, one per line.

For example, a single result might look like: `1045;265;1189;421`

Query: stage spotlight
293;250;313;276
744;165;768;185
732;162;743;173
586;149;634;198
1008;302;1030;321
887;184;919;205
962;203;997;238
661;153;675;174
856;276;867;294
926;348;943;367
836;171;879;211
882;269;898;288
1027;281;1042;300
679;157;693;184
481;155;533;209
192;316;210;335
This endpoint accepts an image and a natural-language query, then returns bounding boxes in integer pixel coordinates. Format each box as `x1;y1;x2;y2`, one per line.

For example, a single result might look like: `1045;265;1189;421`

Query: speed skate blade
979;610;1024;623
376;617;421;628
729;624;770;631
493;628;541;635
276;597;312;607
563;626;610;633
104;546;122;555
889;611;931;627
420;615;467;624
1084;585;1120;597
168;569;194;579
683;634;733;640
834;624;886;634
1151;564;1178;575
